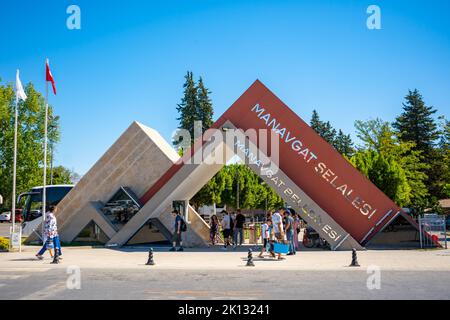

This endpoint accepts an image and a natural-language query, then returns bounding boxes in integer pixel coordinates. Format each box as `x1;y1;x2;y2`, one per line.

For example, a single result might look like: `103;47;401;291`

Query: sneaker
287;252;294;256
169;247;176;252
36;254;44;260
177;247;184;252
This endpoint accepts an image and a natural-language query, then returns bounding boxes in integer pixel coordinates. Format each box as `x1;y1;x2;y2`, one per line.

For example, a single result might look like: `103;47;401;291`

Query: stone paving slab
1;246;449;271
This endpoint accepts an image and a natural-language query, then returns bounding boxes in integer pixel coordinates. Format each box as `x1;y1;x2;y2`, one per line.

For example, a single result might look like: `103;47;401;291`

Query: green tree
0;81;60;208
393;90;445;199
393;89;439;154
310;110;353;156
350;150;411;207
310;110;336;144
196;77;214;133
334;129;354;157
435;116;450;198
174;71;199;148
50;166;75;185
354;118;429;208
220;164;284;210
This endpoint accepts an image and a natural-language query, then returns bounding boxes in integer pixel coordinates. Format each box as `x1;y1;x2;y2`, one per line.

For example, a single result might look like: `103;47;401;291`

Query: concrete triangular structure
27;81;436;250
27;121;211;247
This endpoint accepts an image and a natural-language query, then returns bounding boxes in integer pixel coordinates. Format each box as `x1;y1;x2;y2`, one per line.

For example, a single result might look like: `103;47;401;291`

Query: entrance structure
27;80;431;249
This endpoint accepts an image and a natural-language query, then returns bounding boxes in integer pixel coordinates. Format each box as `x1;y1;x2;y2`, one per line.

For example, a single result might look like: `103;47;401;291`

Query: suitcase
273;242;289;254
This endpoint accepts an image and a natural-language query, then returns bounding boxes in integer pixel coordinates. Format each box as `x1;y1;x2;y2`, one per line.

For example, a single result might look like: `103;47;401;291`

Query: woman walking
210;215;219;245
36;205;62;260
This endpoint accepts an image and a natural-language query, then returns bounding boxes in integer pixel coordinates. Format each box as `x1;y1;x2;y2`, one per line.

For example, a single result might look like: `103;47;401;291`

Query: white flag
15;69;27;102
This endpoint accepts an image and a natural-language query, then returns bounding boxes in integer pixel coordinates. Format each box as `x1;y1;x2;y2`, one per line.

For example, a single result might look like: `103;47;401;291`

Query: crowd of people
35;205;302;261
208;207;302;258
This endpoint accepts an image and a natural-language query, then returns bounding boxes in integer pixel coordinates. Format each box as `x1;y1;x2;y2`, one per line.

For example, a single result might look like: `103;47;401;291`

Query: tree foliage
393;90;448;200
310;110;354;156
393;89;439;154
191;164;284;210
0;79;73;209
350;150;411;207
174;71;214;148
354;118;428;208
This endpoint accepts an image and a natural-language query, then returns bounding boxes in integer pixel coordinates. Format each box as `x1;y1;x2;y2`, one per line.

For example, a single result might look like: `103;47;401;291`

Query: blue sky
1;0;449;175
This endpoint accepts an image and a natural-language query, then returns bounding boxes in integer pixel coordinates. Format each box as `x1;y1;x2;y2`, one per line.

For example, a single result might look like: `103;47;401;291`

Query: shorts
274;233;283;241
172;232;182;244
223;229;231;238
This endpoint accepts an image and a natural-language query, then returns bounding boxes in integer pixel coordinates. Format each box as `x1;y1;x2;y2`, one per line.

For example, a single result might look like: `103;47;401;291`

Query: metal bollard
146;248;155;266
246;248;255;267
349;248;360;267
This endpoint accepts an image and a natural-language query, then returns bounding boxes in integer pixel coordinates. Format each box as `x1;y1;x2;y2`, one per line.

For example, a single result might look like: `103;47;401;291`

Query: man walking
271;207;285;260
284;209;296;255
170;209;184;251
233;209;246;248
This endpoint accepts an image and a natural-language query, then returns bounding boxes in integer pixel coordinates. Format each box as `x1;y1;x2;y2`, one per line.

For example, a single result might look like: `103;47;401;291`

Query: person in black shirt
233;209;246;247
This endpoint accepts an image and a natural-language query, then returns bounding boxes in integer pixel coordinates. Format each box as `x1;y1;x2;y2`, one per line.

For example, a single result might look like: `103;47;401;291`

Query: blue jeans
233;228;244;246
38;236;62;256
286;232;296;254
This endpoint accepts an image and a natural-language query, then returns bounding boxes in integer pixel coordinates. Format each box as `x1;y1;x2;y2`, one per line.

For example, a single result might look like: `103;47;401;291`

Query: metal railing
418;214;448;249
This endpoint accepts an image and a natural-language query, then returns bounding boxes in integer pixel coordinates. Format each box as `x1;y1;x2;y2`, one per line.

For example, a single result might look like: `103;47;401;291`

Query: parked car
0;209;23;223
0;212;11;223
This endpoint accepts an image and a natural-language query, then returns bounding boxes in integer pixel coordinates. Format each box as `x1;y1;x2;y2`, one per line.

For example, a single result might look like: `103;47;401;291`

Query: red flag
46;59;56;95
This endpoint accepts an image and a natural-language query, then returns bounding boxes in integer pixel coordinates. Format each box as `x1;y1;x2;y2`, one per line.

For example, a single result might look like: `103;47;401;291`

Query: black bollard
146;248;155;266
349;248;360;267
246;248;255;267
51;250;60;264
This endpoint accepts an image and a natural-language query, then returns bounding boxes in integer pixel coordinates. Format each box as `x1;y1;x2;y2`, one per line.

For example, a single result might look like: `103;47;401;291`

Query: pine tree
310;110;353;156
196;77;214;133
174;71;199;147
310;110;336;145
334;129;354;156
174;73;215;149
393;89;439;154
393;90;443;199
310;110;321;133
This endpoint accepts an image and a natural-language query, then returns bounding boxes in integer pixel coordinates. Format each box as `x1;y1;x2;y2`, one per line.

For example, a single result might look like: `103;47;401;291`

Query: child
259;219;272;258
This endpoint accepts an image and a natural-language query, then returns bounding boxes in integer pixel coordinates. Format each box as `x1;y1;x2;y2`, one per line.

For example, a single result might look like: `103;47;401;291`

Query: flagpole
42;62;49;241
11;94;19;240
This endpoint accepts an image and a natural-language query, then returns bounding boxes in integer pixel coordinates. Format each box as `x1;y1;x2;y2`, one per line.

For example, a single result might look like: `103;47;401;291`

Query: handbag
273;242;289;254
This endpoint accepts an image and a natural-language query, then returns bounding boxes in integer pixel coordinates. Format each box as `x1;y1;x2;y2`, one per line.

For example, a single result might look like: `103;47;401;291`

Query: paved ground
1;246;450;300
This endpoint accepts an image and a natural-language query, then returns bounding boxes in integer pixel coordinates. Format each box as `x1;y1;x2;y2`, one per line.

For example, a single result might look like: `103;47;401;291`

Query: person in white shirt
271;207;285;260
259;219;272;258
